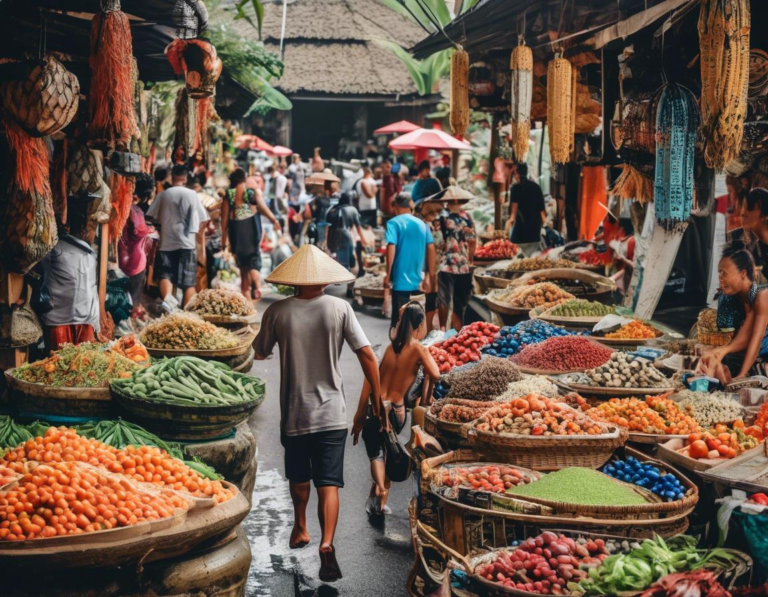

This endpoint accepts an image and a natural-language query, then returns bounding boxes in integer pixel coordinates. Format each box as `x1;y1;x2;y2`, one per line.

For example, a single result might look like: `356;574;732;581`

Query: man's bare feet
319;544;342;582
289;525;310;549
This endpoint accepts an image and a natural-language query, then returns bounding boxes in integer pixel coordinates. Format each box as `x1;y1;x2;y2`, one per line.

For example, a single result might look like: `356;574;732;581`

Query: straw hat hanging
266;244;355;286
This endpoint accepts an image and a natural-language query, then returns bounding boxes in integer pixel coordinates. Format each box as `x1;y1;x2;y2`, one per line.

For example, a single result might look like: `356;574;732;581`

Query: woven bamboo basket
474;272;511;294
463;424;628;471
423;410;472;449
529;305;609;328
553;378;675;398
698;331;734;347
509;269;616;303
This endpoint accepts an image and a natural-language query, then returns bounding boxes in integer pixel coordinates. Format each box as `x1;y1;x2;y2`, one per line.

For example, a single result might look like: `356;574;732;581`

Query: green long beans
112;356;265;407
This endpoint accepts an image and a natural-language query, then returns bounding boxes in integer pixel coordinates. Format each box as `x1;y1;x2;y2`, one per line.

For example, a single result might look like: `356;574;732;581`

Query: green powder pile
507;467;648;506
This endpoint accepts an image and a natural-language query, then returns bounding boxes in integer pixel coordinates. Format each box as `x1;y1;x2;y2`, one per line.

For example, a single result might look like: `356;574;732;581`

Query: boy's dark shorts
281;428;347;488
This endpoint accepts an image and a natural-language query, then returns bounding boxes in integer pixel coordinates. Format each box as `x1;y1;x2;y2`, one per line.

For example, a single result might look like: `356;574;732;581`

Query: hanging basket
0;56;80;137
166;39;222;99
67;144;104;197
109;151;142;176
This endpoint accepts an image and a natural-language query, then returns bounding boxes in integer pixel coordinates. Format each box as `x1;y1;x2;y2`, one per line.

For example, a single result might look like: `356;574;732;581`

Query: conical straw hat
266;244;356;286
423;185;473;204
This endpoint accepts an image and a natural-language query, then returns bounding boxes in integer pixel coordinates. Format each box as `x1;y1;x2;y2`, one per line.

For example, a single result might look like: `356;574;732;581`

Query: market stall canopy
374;120;421;135
235;134;275;152
270;145;293;157
389;128;472;151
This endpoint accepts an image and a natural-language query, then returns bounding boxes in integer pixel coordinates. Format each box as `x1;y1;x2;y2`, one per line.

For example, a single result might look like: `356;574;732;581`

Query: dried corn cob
450;47;470;138
509;41;533;162
698;0;750;171
547;54;573;164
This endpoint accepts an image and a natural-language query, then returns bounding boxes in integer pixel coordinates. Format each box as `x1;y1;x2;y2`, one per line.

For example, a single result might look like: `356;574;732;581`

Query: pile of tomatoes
684;423;760;460
439;464;533;494
429;322;499;374
475;239;519;260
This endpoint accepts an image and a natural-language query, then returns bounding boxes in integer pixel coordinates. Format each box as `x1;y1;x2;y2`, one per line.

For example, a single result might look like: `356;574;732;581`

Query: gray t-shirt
253;294;370;436
146;186;209;251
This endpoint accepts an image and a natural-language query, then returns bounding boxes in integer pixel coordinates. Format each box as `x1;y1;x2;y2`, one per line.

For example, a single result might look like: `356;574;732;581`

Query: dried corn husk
0;56;80;137
699;0;750;171
2;118;58;273
547;55;573;164
611;164;654;202
67;144;105;197
166;39;222;99
509;42;533;162
450;47;470;138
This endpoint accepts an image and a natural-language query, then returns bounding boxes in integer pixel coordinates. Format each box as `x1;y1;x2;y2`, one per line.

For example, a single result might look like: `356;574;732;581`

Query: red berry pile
510;336;613;372
475;239;519;260
475;531;611;594
428;322;500;374
579;249;612;266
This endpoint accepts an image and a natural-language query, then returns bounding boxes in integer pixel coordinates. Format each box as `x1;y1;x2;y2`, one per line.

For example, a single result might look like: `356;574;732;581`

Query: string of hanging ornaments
698;0;750;171
547;51;574;164
509;37;533;162
654;83;699;232
450;46;470;138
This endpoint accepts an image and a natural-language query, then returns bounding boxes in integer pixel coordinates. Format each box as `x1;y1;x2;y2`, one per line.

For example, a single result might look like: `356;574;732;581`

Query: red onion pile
510;336;613;371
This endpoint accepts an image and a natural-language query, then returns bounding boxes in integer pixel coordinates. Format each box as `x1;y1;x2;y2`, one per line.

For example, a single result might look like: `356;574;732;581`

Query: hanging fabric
449;47;470;138
579;166;607;241
509;40;533;162
654;84;699;231
88;0;137;150
108;173;135;242
547;53;573;164
698;0;750;171
2;117;58;273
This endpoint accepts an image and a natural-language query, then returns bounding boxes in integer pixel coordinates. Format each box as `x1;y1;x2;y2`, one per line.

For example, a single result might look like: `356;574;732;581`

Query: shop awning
373;120;421;135
389;128;472;151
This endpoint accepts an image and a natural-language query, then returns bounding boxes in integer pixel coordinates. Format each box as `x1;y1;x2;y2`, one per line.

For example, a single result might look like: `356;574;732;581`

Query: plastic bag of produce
593;314;634;334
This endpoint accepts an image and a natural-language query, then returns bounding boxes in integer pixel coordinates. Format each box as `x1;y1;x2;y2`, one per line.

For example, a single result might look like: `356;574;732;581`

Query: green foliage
378;0;452;30
375;40;451;96
233;0;265;39
205;24;292;114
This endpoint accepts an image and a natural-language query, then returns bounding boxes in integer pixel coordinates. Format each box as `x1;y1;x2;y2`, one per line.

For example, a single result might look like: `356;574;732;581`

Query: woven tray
529;305;610;327
197;313;259;325
355;287;385;299
5;370;113;418
515;365;586;375
509;268;617;300
554;379;675;398
143;328;256;359
485;297;541;317
423;410;472;448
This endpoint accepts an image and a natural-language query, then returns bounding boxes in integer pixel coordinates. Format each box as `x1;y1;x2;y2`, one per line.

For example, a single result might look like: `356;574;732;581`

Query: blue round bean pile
482;320;574;358
602;457;685;502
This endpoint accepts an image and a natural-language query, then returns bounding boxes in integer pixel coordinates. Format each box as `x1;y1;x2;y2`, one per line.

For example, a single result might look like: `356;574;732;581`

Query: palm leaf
234;0;264;39
375;39;428;95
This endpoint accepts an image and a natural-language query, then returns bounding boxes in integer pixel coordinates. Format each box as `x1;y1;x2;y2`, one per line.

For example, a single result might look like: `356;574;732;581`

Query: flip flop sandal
319;546;343;583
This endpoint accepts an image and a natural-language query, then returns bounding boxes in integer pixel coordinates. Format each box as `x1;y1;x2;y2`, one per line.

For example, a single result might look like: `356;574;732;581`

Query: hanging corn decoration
2;117;58;273
0;56;80;137
698;0;750;171
509;41;533;162
654;84;699;231
450;47;470;138
88;0;138;149
547;54;573;164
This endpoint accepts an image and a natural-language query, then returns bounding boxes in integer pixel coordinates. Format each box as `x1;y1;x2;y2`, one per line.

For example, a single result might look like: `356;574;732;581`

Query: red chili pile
429;322;500;373
579;249;612;266
475;239;519;260
510;336;613;371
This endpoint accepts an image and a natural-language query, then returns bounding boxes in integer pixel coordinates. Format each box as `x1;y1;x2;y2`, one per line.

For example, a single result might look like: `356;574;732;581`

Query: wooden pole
488;113;502;231
98;222;109;309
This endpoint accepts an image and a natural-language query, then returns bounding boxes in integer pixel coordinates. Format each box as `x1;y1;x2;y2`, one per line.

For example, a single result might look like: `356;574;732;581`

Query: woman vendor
700;247;768;383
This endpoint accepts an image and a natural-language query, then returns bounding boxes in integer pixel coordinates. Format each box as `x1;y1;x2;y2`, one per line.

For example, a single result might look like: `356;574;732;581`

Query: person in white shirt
146;164;209;307
357;167;378;228
273;164;289;215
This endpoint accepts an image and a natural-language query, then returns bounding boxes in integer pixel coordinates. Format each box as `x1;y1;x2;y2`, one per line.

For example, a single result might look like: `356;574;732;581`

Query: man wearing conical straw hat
253;244;384;583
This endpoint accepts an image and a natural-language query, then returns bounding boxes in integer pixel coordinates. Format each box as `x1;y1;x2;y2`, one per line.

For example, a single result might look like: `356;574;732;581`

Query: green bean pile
112;356;265;406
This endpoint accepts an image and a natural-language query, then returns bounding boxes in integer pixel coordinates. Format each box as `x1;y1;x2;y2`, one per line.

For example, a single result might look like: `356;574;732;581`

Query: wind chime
698;0;750;171
547;51;573;164
654;83;699;231
450;46;470;138
0;17;79;272
509;37;533;162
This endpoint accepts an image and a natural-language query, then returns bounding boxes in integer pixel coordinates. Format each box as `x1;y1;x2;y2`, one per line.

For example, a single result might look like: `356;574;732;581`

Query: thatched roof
231;0;427;97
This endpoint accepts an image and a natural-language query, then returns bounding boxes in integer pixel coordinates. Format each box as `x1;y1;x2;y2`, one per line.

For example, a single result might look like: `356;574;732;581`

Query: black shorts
437;272;473;318
362;407;408;462
390;290;416;330
235;252;262;272
155;249;197;289
425;291;437;312
280;428;347;488
360;209;377;228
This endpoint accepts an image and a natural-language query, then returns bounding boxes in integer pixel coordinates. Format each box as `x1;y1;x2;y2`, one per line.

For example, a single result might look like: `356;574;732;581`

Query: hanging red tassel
108;172;135;242
194;97;210;155
52;139;69;228
2;117;58;272
88;1;137;149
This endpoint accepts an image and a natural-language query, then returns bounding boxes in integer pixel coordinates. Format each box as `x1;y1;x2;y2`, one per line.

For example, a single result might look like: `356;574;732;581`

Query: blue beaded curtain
654;84;700;232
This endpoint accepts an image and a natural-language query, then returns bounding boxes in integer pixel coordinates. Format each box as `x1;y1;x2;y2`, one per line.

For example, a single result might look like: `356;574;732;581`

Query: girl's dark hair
745;188;768;218
392;302;426;354
229;168;247;187
721;244;756;281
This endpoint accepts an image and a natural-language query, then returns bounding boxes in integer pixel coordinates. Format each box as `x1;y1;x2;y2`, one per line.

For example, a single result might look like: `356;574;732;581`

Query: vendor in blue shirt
384;193;436;331
410;160;443;202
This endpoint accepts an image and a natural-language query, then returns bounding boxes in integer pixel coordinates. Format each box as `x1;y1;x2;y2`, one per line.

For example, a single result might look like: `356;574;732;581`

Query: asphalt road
244;288;413;597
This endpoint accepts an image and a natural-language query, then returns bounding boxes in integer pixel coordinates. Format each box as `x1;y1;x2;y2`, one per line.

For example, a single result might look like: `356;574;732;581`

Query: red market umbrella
388;128;472;151
270;145;293;157
235;134;275;152
373;119;421;135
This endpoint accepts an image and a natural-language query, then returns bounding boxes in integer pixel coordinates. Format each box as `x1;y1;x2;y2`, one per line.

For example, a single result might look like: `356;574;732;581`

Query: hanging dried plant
450;47;470;138
698;0;750;171
509;41;533;162
547;54;573;164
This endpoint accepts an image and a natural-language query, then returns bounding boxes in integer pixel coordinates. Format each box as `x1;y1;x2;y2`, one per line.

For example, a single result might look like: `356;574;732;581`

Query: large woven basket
463;424;628;471
698;331;734;347
423;410;471;449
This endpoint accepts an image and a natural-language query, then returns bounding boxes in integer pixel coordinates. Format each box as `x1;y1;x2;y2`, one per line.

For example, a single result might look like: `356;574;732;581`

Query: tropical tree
376;0;480;95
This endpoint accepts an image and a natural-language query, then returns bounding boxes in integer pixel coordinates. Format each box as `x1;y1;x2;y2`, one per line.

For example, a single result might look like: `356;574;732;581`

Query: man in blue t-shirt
385;193;436;330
